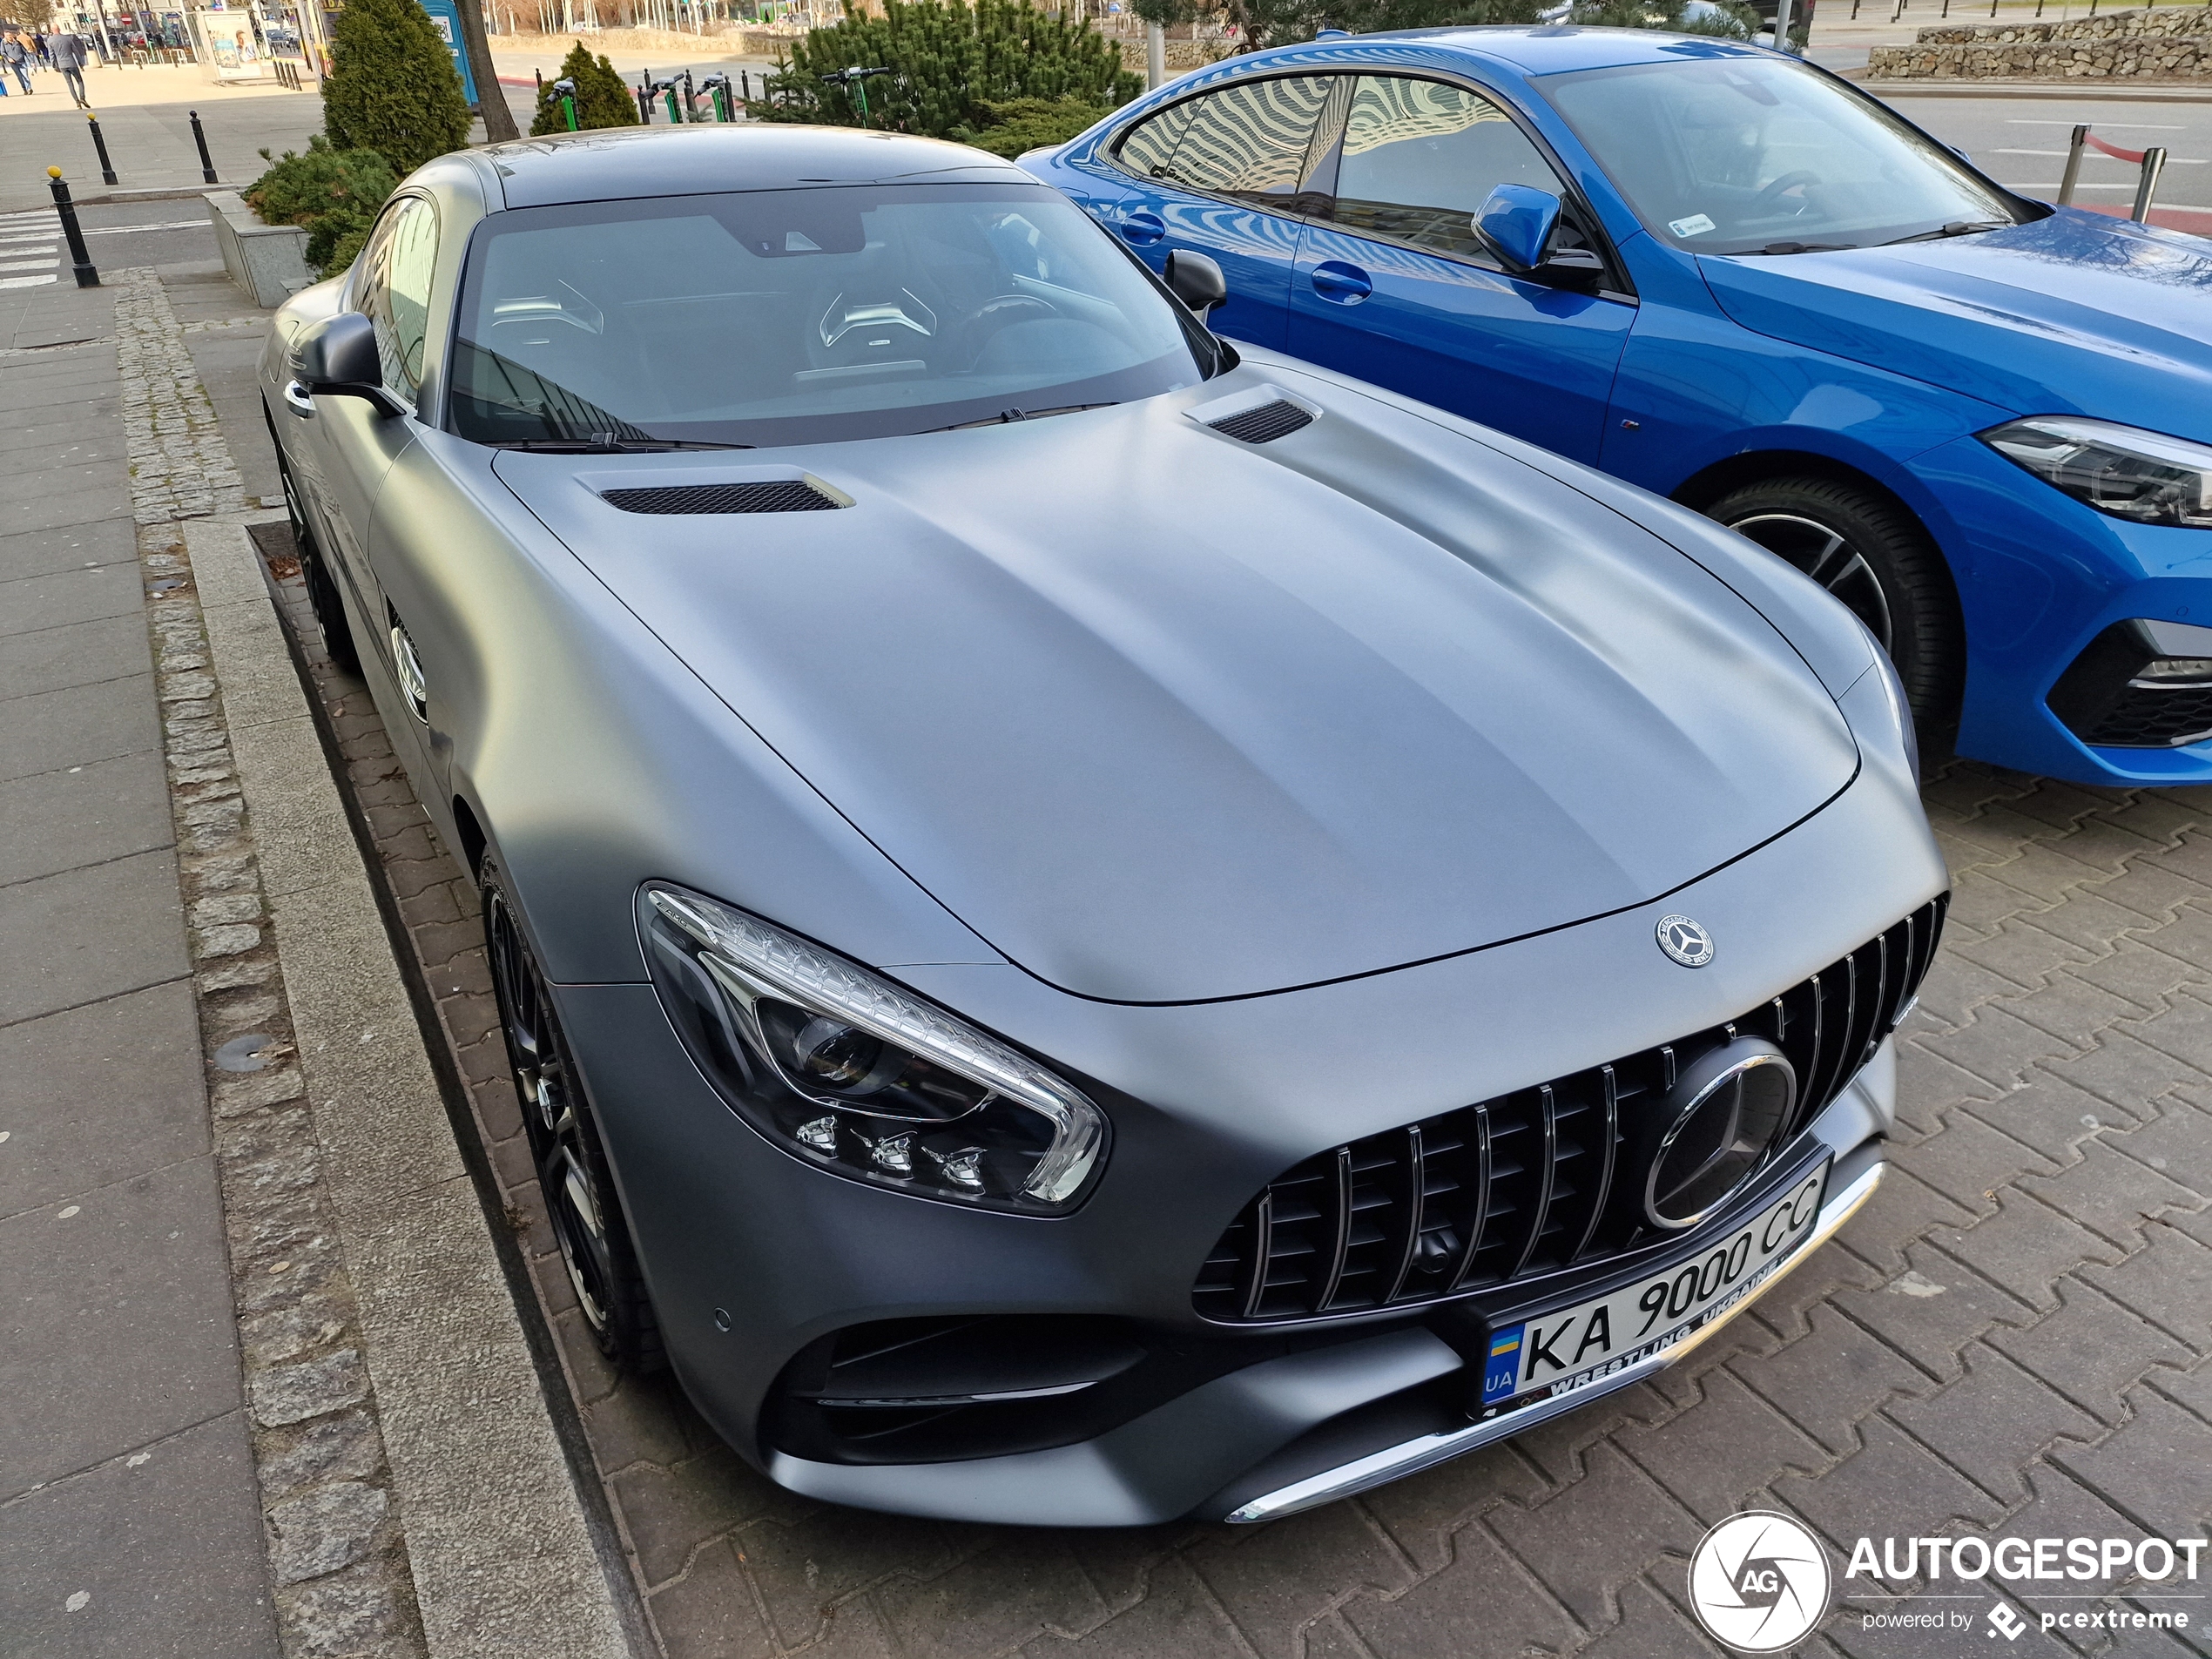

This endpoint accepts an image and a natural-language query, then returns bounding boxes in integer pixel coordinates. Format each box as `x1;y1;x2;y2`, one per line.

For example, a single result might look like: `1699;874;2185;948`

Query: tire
267;408;362;677
1707;475;1964;739
482;854;666;1375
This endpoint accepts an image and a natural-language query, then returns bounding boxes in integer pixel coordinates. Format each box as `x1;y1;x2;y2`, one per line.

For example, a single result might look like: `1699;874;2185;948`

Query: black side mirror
292;312;404;416
1534;246;1608;289
1164;249;1227;319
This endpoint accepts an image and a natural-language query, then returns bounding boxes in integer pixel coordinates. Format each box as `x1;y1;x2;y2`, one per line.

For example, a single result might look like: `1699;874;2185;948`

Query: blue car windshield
448;183;1212;448
1544;57;2026;255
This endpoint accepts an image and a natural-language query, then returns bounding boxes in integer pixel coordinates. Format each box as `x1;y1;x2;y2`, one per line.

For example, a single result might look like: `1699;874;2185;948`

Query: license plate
1480;1159;1831;1413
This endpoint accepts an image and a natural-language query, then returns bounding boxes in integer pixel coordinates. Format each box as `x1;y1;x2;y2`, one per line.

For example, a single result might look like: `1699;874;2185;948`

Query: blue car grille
1192;895;1947;1324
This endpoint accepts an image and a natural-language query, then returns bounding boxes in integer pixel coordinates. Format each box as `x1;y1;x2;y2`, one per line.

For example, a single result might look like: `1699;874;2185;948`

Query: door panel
1288;76;1633;462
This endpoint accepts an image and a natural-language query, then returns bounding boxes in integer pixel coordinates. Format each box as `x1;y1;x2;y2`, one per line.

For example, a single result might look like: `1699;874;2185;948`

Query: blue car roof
1238;25;1771;81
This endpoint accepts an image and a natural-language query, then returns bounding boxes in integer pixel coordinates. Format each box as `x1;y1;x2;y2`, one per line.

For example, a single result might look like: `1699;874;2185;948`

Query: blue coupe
1022;30;2212;786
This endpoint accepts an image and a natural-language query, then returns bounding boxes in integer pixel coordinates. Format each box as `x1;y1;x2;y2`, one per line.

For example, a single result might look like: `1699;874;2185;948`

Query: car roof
1252;24;1772;79
471;125;1036;210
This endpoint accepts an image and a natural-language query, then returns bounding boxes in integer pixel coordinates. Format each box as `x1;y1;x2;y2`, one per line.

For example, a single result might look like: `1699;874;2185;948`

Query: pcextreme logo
1688;1511;1833;1651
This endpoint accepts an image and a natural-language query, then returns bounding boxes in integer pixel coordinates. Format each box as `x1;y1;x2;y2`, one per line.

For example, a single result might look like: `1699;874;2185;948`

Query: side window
1116;98;1197;182
1125;77;1332;207
1331;78;1568;263
357;197;438;402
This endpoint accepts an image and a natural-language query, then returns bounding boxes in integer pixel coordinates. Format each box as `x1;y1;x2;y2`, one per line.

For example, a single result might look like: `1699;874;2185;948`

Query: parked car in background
1024;29;2212;786
261;125;1944;1525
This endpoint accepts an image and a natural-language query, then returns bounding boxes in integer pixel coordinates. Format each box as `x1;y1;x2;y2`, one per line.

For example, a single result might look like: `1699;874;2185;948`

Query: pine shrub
321;0;474;178
954;95;1111;158
530;40;641;134
245;134;400;273
755;0;1139;140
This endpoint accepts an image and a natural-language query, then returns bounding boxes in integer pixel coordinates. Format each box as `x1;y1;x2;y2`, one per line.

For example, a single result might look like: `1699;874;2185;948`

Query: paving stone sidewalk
183;275;2211;1658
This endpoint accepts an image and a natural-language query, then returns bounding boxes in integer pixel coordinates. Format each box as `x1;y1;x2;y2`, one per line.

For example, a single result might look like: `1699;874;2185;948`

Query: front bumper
550;755;1941;1526
1912;435;2212;786
761;1068;1892;1527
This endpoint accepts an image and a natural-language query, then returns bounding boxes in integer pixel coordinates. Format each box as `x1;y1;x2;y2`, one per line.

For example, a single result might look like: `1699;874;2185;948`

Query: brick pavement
250;513;2212;1659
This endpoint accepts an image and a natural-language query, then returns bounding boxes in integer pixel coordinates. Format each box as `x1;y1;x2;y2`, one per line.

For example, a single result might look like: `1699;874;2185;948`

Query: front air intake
1193;895;1948;1324
1207;400;1314;444
600;479;846;515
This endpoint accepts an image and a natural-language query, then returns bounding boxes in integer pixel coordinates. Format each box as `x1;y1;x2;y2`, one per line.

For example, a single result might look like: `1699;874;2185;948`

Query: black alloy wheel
269;421;362;676
1708;475;1965;739
482;856;664;1373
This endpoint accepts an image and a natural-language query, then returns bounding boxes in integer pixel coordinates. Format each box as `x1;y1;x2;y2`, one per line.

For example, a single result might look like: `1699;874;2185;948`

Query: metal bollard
2057;124;2087;205
47;168;99;288
188;109;217;183
2132;145;2167;221
85;110;118;185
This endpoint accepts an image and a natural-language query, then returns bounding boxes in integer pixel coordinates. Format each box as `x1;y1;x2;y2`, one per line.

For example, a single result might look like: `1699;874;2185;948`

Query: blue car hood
496;373;1858;1004
1697;212;2212;440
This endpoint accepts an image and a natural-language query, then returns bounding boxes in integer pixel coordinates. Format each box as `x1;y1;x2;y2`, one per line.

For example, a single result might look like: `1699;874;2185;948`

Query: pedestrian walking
1;35;32;94
48;29;87;105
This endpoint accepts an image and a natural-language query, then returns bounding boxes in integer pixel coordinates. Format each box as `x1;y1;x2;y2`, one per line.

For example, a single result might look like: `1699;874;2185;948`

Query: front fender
367;429;1001;986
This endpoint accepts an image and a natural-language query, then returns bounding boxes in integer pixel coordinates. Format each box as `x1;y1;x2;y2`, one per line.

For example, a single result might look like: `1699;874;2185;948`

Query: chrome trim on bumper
1222;1157;1885;1525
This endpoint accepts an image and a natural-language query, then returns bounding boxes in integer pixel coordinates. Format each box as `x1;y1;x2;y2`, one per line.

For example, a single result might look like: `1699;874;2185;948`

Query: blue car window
1143;76;1333;206
1330;78;1564;265
1544;57;2023;256
1117;98;1197;183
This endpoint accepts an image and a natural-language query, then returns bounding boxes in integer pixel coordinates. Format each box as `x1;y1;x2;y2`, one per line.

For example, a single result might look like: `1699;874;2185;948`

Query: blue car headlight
639;883;1107;1212
1981;416;2212;529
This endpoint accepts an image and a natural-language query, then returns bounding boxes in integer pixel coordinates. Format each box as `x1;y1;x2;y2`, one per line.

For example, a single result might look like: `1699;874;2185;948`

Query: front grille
2076;684;2212;748
600;479;845;515
1193;896;1947;1324
1208;400;1313;444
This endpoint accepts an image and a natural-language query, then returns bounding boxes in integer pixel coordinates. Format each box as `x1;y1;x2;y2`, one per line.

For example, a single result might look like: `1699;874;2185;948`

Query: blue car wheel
1710;476;1965;735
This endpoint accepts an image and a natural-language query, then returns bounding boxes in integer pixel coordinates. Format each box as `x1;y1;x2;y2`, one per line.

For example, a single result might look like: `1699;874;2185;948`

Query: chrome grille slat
1190;897;1948;1324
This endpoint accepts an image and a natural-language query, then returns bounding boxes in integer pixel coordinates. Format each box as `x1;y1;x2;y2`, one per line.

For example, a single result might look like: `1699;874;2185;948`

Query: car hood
1697;211;2212;441
495;374;1858;1003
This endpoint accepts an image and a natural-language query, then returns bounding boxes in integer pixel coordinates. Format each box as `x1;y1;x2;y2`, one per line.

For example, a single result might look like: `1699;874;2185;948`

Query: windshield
448;183;1211;448
1544;56;2026;256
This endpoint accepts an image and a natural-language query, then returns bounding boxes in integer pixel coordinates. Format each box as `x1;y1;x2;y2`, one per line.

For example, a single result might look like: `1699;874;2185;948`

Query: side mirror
1474;184;1562;273
1164;248;1228;319
1534;246;1607;288
292;311;404;416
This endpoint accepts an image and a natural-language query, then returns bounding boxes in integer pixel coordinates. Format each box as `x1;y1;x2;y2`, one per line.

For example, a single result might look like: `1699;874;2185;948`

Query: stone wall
1869;4;2212;78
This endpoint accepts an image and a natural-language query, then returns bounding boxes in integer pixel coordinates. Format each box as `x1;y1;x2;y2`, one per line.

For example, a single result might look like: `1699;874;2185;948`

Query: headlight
639;884;1107;1212
1981;416;2212;529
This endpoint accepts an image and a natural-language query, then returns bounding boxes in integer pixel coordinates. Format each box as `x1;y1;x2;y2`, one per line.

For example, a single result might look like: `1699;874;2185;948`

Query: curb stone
116;263;633;1659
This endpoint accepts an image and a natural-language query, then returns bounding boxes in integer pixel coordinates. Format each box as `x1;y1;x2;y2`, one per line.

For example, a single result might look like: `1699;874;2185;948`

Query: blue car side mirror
1475;184;1563;273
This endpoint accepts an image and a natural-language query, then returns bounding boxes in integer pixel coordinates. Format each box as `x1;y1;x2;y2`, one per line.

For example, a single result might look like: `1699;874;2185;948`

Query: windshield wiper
1879;219;2011;246
1751;240;1859;255
489;436;755;453
924;402;1119;434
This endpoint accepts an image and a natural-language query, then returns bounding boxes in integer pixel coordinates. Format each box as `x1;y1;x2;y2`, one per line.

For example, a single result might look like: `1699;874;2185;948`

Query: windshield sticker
1669;212;1717;238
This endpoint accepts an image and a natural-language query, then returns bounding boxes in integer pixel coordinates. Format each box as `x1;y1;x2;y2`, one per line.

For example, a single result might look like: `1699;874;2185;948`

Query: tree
954;94;1113;157
1206;0;1542;52
756;0;1140;140
322;0;475;178
453;0;519;142
245;134;400;273
531;39;641;133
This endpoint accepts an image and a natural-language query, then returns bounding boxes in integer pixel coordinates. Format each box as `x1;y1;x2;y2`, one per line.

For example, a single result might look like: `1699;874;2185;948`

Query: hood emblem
1656;914;1714;968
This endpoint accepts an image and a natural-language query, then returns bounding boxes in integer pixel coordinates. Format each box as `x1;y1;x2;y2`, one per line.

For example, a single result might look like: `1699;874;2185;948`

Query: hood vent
1207;400;1313;445
601;479;847;516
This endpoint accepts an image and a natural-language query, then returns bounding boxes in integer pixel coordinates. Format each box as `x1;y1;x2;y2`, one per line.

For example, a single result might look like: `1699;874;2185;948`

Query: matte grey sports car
260;125;1946;1526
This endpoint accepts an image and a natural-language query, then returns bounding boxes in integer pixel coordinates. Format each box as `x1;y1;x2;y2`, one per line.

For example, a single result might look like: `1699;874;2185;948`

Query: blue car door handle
1121;211;1165;247
1310;261;1372;303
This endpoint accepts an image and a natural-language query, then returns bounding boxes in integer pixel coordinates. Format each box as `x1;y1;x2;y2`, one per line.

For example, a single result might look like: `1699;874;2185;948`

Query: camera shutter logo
1656;914;1715;968
1689;1511;1833;1652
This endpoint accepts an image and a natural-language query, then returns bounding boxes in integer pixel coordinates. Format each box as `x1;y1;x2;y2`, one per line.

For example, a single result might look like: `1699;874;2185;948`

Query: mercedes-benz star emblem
1645;1038;1796;1230
1656;914;1714;968
1688;1511;1832;1651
